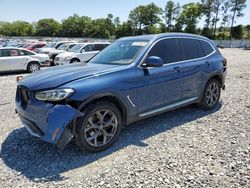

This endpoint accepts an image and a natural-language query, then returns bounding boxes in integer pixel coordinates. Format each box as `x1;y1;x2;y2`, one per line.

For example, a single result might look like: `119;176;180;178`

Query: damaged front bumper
16;102;82;149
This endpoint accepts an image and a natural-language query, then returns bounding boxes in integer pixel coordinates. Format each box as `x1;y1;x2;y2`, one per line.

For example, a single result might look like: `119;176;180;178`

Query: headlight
35;88;74;102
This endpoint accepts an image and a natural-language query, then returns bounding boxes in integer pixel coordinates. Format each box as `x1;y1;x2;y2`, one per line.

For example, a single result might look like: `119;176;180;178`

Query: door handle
173;67;181;72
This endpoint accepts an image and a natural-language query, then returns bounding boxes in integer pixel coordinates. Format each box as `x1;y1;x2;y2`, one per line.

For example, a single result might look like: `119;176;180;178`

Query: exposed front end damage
16;100;83;149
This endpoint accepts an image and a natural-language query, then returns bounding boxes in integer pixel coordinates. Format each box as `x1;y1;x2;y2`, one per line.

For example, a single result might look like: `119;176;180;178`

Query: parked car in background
35;41;75;54
54;42;110;65
25;43;46;51
15;33;227;152
0;47;49;73
48;43;76;66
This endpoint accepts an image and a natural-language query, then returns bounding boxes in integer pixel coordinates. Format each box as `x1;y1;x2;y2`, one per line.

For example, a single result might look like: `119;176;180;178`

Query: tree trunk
213;6;220;39
229;9;236;46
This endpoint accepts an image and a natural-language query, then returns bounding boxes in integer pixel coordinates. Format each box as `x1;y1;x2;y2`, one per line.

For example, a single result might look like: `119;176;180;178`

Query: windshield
57;43;68;50
68;44;84;52
90;40;148;65
44;42;57;48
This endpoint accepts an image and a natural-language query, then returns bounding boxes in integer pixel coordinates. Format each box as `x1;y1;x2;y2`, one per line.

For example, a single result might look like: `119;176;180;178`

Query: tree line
0;0;249;40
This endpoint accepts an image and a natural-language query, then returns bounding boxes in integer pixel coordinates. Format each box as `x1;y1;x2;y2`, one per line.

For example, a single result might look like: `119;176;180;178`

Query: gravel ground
0;48;249;187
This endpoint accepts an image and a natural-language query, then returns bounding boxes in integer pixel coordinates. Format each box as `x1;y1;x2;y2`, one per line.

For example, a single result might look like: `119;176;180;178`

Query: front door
136;38;183;115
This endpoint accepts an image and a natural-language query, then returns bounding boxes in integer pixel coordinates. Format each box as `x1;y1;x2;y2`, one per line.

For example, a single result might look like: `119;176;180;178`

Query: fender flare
199;72;223;101
71;92;128;134
25;60;40;70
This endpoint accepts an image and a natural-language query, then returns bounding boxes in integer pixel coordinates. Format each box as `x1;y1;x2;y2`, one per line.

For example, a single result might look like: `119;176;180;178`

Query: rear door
8;49;28;71
178;38;213;99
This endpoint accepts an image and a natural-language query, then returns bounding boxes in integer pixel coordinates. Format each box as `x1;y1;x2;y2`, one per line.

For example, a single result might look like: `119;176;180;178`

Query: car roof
0;47;35;52
118;33;209;42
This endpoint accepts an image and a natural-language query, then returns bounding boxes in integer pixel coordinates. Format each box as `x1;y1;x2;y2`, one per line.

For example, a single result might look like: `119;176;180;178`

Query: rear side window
178;38;205;61
200;40;214;56
94;44;105;51
19;50;35;56
148;38;180;64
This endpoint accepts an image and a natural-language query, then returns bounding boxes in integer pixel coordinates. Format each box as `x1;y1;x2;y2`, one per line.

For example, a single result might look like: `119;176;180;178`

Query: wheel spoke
102;129;114;137
86;133;98;142
103;135;107;144
94;137;98;146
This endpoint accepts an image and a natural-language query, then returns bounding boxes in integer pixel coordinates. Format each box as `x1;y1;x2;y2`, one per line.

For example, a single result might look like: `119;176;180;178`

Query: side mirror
144;56;164;67
81;49;85;53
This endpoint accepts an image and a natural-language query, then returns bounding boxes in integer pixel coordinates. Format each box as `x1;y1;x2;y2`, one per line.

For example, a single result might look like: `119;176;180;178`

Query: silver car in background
55;42;110;65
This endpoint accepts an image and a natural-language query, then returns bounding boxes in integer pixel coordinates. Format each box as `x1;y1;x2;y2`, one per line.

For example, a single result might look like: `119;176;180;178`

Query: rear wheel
75;101;122;152
27;62;40;73
198;79;221;110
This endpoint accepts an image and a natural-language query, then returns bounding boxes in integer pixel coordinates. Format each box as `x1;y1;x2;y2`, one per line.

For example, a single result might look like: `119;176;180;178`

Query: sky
0;0;249;27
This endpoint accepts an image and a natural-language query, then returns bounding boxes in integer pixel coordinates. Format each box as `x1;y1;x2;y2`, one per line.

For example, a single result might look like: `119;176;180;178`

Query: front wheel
75;101;122;152
198;79;221;110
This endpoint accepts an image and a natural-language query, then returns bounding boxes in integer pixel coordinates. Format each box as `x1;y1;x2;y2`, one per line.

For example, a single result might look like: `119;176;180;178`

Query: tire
198;79;221;110
75;101;122;152
70;58;80;64
27;62;40;73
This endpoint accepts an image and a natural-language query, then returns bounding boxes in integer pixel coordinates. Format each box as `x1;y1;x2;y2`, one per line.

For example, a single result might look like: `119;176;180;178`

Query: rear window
200;40;214;56
178;38;205;61
148;38;180;64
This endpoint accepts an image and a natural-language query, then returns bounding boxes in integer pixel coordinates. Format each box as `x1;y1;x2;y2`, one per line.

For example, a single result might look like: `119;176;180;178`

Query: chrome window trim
138;36;216;68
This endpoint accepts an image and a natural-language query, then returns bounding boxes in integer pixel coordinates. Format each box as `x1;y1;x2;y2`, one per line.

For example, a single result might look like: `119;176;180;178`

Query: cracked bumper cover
16;103;82;149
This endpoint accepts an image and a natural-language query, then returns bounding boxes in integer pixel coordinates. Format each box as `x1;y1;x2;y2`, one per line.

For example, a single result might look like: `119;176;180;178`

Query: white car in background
48;43;76;65
54;42;110;65
35;41;75;55
0;48;50;73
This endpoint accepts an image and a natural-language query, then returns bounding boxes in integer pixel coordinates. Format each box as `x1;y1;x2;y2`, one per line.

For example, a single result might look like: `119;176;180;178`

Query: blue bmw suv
15;33;227;152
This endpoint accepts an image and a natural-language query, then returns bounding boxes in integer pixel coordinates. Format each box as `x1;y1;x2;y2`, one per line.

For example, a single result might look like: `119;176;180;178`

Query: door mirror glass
145;56;164;67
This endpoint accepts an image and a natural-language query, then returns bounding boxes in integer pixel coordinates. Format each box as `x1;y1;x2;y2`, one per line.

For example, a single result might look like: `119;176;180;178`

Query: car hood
38;48;55;53
56;52;77;59
19;63;121;91
49;49;64;54
32;54;49;61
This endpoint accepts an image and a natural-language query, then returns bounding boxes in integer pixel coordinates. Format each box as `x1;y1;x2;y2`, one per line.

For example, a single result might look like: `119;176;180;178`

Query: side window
0;49;10;57
200;40;214;56
148;38;180;64
19;50;35;56
94;44;104;51
178;38;205;61
9;49;19;56
84;45;94;52
68;44;75;49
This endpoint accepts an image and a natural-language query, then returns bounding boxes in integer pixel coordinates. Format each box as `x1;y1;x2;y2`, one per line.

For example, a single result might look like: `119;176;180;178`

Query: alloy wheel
206;82;219;106
84;109;118;147
30;64;39;72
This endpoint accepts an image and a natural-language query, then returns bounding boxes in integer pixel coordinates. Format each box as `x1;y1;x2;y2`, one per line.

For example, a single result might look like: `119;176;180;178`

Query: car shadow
0;70;27;76
0;103;222;182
